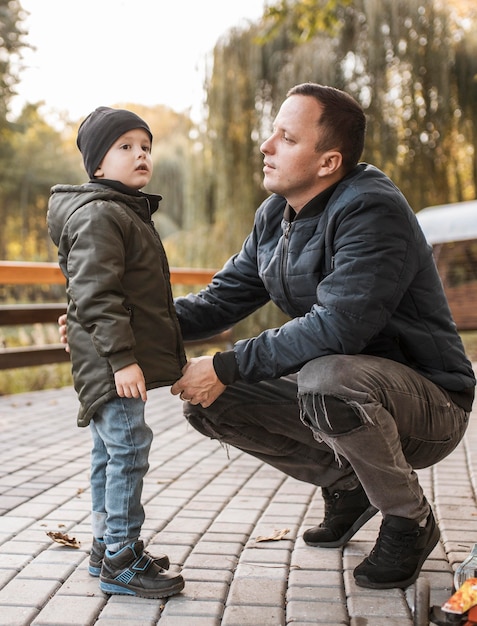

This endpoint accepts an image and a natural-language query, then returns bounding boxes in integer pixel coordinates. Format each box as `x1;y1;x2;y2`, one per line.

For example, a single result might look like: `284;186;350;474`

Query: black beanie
76;106;153;178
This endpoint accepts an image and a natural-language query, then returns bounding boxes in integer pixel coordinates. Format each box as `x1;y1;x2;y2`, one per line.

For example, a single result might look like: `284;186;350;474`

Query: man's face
260;95;327;211
94;128;153;190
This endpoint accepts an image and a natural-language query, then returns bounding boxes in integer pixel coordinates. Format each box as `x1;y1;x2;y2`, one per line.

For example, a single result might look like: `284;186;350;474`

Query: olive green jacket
47;181;186;426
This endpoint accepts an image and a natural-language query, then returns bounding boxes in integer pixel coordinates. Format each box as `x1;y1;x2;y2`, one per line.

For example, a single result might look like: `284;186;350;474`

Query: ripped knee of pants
184;407;220;440
298;393;367;436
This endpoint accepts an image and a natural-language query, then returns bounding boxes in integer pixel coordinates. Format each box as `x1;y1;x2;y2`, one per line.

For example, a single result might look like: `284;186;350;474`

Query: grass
0;362;73;395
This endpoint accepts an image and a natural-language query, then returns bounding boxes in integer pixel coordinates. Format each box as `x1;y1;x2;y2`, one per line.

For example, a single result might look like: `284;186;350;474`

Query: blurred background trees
1;0;476;283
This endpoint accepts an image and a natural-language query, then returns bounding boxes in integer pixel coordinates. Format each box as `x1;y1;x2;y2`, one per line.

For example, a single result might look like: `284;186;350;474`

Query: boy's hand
58;314;147;402
114;363;147;402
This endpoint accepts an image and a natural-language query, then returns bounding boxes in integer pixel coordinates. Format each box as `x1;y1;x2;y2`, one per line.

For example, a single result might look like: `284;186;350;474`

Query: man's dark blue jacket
175;163;475;411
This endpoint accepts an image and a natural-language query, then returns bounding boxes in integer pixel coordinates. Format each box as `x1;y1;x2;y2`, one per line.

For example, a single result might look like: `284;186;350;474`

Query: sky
12;0;267;125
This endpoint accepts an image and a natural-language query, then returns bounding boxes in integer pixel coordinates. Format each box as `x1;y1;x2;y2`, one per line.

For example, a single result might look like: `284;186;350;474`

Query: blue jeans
89;397;153;552
184;355;470;523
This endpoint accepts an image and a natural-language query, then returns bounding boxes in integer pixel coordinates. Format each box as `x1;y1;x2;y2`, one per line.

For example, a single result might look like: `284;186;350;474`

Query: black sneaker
354;509;440;589
303;484;378;548
89;537;170;576
99;541;184;598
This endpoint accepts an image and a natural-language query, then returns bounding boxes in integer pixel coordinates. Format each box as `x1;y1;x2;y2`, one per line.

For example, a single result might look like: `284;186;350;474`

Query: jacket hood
47;181;161;246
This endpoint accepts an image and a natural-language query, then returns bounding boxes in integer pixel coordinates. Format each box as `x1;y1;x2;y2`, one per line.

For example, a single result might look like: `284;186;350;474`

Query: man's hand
58;313;69;352
171;356;226;408
114;363;147;402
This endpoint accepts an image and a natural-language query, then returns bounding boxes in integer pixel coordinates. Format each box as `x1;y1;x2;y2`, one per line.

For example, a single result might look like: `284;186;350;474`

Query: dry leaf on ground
255;528;290;543
46;531;81;549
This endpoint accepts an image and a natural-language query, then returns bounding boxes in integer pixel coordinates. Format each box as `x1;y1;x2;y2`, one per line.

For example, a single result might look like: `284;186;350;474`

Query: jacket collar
284;180;340;222
91;179;162;214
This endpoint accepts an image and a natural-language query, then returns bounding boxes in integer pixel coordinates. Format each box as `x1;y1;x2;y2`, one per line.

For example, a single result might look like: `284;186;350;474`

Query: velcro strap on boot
131;553;153;573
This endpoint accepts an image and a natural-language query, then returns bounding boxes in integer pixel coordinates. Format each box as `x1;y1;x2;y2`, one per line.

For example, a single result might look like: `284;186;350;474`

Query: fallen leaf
46;531;81;549
255;528;290;543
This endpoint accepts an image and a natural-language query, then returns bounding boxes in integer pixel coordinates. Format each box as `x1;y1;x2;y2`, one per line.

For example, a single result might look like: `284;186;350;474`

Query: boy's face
94;128;153;189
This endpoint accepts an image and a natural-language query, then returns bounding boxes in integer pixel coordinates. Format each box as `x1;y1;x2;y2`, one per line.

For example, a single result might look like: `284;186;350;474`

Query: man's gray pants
184;355;469;522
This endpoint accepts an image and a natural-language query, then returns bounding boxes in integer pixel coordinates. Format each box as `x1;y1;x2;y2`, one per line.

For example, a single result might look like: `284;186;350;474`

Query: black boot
354;509;440;589
303;484;378;548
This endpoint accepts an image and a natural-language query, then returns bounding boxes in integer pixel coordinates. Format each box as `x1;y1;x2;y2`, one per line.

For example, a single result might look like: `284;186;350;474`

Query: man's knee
183;403;221;440
297;356;373;436
299;393;364;435
299;355;363;393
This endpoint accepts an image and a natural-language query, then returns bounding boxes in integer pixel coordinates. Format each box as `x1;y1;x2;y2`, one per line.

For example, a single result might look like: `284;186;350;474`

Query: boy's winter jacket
48;181;186;426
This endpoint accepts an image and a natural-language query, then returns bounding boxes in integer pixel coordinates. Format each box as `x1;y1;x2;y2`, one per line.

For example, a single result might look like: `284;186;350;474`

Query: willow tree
180;0;477;339
260;0;475;209
141;104;194;239
165;24;272;278
204;26;268;258
454;28;477;196
337;0;475;208
201;0;477;231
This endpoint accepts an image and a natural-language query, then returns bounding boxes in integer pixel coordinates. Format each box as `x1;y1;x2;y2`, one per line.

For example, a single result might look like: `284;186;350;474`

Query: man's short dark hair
287;83;366;172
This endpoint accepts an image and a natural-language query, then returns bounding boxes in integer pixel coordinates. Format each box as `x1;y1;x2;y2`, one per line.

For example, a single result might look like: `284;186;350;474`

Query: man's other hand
171;356;226;408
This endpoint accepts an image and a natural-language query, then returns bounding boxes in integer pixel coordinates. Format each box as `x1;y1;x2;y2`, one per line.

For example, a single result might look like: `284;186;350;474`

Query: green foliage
0;104;83;260
203;0;477;215
0;0;27;121
0;0;29;251
261;0;353;43
0;363;72;395
5;0;475;270
0;321;72;395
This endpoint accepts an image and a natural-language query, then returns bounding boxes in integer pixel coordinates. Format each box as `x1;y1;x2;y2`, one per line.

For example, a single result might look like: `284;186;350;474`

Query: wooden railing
0;261;230;370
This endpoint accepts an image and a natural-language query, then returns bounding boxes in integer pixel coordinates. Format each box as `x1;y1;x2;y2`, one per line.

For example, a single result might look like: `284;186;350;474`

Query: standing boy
47;107;185;598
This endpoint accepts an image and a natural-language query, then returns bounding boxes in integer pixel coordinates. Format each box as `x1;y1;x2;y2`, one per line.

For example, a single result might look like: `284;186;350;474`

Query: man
170;83;475;590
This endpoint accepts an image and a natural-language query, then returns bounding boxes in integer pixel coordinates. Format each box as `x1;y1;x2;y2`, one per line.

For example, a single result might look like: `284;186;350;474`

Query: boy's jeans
89;397;152;552
184;355;470;522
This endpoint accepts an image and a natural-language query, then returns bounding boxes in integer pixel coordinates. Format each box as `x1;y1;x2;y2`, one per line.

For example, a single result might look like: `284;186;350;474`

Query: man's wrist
213;350;240;385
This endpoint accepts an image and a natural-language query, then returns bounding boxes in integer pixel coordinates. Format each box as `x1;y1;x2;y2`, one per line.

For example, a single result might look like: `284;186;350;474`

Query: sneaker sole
89;564;101;577
354;523;440;589
304;505;379;548
100;577;184;599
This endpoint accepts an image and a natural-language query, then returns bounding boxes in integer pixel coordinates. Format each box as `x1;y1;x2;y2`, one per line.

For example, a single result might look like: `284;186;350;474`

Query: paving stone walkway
0;384;476;626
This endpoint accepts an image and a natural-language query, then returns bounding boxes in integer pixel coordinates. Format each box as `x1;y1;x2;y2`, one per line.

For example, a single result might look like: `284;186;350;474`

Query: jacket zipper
143;197;185;365
280;221;294;306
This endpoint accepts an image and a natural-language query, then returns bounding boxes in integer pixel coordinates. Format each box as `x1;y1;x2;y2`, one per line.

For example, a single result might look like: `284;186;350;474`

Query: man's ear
317;150;342;178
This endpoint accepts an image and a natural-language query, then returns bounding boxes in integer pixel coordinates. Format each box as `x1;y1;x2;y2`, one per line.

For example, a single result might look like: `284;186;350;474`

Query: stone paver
0;383;476;625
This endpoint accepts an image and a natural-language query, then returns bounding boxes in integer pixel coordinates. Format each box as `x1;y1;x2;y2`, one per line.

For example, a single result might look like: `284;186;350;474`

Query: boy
47;107;186;598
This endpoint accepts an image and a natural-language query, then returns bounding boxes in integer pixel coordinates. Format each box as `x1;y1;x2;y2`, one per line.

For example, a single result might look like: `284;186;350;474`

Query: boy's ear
93;166;104;178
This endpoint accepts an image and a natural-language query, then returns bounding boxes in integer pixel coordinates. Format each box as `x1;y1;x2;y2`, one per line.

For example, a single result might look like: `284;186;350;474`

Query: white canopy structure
416;200;477;245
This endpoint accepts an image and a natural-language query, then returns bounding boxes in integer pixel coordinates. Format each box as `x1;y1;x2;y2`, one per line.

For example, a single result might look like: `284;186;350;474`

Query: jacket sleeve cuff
109;350;137;373
213;350;240;385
